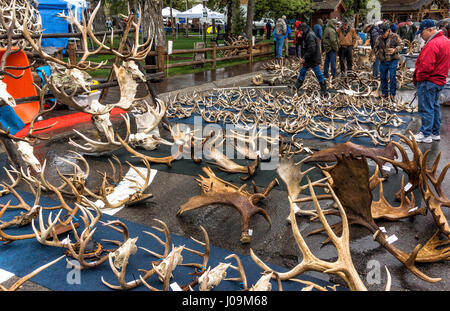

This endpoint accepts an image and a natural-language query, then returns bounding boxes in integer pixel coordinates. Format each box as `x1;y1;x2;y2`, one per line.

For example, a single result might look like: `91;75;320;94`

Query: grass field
70;31;275;79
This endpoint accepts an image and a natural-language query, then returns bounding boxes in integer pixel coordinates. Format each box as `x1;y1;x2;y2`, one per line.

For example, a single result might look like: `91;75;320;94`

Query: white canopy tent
162;7;181;18
176;4;225;20
175;4;224;38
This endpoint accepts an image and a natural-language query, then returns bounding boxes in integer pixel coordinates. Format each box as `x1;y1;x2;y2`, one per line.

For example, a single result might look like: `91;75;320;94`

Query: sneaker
431;135;440;141
412;132;432;143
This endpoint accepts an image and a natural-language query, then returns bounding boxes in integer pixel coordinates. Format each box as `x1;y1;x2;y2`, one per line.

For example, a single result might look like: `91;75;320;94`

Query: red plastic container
0;48;39;124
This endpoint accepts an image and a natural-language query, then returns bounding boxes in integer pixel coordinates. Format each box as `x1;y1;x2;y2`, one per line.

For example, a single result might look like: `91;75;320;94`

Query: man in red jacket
412;19;450;143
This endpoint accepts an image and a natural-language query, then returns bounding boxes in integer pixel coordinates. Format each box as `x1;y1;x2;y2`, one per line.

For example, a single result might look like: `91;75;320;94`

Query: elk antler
250;179;370;291
102;218;171;290
308;154;440;283
277;156;330;218
203;133;259;181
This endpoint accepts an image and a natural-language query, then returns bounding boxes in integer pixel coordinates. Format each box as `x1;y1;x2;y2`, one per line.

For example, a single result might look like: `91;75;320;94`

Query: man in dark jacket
398;19;417;42
294;23;327;93
265;20;272;40
412;19;450;143
322;18;339;78
364;23;381;77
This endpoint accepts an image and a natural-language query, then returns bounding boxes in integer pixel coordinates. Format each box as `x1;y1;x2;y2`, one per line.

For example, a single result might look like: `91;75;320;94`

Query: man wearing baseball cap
412;19;450;143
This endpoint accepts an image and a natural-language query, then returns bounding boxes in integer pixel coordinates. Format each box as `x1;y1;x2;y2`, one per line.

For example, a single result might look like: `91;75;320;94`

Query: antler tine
224;254;248;290
139;254;174;291
101;239;138;290
140;218;171;259
100;220;130;245
180;225;210;272
31;207;65;247
250;179;368;290
4;255;66;291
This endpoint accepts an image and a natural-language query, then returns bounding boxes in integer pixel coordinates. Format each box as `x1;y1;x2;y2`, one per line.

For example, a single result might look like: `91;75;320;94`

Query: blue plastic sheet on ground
0;190;343;291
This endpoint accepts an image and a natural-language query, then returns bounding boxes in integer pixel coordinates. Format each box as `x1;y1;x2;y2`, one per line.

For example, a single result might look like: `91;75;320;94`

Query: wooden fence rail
68;39;279;75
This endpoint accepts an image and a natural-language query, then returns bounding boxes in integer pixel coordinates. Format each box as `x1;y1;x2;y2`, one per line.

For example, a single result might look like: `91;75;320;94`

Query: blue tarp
37;0;84;49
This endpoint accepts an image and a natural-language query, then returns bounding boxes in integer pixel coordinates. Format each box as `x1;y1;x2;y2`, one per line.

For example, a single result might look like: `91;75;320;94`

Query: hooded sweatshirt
322;19;340;53
297;23;321;67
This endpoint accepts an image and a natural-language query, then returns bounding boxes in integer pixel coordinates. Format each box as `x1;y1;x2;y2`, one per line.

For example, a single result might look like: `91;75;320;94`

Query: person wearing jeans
323;50;337;78
379;58;399;98
372;57;380;78
373;23;402;100
417;81;443;141
322;18;339;78
294;23;327;93
298;64;325;84
412;19;450;143
274;32;285;59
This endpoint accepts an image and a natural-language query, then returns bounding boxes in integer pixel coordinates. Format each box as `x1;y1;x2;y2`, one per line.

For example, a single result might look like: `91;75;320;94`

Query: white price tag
379;227;387;233
386;235;398;244
382;165;391;172
404;183;412;192
248;229;253;236
408;206;419;213
304;147;312;153
170;282;183;291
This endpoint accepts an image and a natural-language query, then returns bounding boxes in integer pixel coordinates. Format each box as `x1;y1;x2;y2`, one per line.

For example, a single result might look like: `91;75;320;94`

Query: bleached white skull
153;245;184;282
111;237;138;270
113;61;146;110
90;100;114;140
123;60;146;82
129;132;160;151
67;68;93;92
0;80;16;107
249;272;273;291
198;263;231;291
13;140;41;173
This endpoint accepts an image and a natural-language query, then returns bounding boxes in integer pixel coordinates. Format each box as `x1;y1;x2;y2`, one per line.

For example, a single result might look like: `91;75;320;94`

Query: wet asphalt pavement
0;60;449;291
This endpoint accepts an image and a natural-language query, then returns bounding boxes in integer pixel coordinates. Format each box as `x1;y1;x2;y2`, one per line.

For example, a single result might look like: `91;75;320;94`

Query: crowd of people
272;16;450;144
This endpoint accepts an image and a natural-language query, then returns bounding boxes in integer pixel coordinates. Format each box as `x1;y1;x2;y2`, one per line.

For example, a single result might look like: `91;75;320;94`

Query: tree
88;0;107;31
342;0;370;22
133;0;166;47
231;0;245;35
106;0;129;16
254;0;313;21
245;0;255;39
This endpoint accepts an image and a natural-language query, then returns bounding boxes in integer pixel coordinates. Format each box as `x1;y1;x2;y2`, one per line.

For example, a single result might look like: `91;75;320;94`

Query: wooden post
248;37;253;62
67;42;77;65
157;46;165;72
211;42;217;69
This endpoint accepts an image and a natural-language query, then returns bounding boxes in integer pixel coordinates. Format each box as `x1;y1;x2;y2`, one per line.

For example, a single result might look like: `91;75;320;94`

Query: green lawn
69;32;274;79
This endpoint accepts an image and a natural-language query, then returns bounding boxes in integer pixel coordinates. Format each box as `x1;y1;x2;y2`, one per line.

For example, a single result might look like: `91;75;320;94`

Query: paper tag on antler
382;165;391;172
248;229;253;236
404;183;412;192
170;282;183;291
379;227;387;233
408;206;419;213
386;235;398;244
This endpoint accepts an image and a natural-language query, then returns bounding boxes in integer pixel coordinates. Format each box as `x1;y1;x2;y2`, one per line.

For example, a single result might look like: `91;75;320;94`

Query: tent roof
176;4;224;19
162;7;181;17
